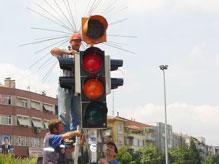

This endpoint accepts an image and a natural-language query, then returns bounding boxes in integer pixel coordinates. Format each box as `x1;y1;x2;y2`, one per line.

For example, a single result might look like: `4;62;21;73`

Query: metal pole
159;65;168;164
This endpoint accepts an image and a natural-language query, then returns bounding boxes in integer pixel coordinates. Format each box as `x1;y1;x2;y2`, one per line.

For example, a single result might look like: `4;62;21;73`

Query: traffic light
76;47;108;128
81;15;108;45
105;56;124;94
58;57;75;90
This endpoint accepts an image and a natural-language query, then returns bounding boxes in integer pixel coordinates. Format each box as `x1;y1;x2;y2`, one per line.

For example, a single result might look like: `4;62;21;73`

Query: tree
204;156;215;164
189;138;201;164
131;151;141;164
169;146;193;164
116;146;133;164
137;144;163;164
204;154;219;164
214;154;219;163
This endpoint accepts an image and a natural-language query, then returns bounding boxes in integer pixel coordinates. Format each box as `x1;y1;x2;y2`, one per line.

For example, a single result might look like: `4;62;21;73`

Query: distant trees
116;144;164;164
116;138;206;164
116;147;133;164
188;138;201;164
203;154;219;164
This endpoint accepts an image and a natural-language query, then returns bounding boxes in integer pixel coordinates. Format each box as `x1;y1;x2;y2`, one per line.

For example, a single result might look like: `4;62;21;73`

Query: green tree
204;156;215;164
169;146;193;164
137;144;163;164
116;146;133;164
214;154;219;163
189;138;201;164
131;151;141;164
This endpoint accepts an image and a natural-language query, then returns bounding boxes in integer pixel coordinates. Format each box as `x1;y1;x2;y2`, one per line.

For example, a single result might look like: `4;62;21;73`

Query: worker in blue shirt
43;119;81;164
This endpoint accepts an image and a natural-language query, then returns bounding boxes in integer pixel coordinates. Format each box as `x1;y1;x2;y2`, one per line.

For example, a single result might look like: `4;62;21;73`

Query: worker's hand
67;50;78;55
65;146;75;153
73;130;81;137
98;159;108;164
79;135;86;145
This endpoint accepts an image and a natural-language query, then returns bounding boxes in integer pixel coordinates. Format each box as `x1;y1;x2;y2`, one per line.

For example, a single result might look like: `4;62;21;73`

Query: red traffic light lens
83;53;102;74
83;79;104;100
82;47;103;74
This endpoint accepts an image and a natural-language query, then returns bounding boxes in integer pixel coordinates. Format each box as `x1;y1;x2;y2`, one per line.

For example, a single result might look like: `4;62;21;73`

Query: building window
0;115;11;125
16;136;27;146
43;104;54;112
17;116;31;127
16;98;28;108
117;123;123;134
44;121;49;129
139;140;144;147
30;137;40;148
0;94;11;105
117;135;123;145
133;139;138;146
32;119;44;129
30;101;41;110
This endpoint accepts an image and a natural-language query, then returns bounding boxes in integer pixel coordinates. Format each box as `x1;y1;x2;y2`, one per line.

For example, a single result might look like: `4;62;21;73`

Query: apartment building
106;115;154;152
148;122;173;152
0;78;57;157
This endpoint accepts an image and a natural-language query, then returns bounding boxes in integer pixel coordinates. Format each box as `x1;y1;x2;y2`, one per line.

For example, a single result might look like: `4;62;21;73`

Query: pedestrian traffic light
81;15;108;45
77;47;108;128
58;57;75;90
105;56;124;94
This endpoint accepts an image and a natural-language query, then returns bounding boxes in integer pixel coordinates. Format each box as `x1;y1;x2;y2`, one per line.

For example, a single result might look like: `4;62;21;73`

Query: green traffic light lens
84;102;107;127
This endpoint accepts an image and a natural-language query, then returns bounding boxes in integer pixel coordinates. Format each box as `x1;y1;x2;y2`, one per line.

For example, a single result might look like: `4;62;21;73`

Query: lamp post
159;65;168;164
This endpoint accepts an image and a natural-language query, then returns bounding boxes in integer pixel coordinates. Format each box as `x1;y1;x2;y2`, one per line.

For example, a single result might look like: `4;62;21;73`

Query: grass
0;154;37;164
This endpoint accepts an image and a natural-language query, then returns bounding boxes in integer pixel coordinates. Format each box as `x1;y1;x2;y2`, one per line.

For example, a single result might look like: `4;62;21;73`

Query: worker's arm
50;47;77;57
61;130;81;140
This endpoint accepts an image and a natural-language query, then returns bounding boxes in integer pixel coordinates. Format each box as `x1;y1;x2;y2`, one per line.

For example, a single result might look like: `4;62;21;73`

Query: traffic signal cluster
58;15;124;128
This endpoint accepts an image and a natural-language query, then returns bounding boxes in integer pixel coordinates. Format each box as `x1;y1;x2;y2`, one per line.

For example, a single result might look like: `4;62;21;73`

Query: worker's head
69;33;82;51
48;119;64;134
105;141;118;159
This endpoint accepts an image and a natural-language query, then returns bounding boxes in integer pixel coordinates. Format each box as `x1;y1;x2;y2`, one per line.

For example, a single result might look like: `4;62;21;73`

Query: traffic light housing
81;15;108;45
105;56;124;94
58;57;75;90
77;47;108;128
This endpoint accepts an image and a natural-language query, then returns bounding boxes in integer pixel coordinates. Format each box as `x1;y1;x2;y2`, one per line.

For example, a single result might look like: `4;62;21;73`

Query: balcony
145;135;155;141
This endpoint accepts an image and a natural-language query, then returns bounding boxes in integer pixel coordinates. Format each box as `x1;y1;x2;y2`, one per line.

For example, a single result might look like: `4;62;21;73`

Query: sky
0;0;219;145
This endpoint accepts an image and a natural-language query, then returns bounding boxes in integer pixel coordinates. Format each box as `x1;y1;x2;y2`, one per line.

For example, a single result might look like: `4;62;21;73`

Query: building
154;122;173;152
0;78;57;157
184;135;210;161
172;133;186;148
106;115;154;153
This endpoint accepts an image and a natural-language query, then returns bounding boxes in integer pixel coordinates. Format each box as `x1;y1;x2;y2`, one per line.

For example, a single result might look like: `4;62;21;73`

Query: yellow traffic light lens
83;79;104;100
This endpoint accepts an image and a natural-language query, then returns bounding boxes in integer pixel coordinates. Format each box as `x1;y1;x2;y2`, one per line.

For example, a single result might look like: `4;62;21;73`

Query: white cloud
125;0;219;13
174;0;219;13
0;63;58;97
126;0;164;13
119;102;219;145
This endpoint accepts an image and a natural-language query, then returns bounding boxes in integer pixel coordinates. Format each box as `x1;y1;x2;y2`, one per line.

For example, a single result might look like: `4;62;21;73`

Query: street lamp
159;65;168;164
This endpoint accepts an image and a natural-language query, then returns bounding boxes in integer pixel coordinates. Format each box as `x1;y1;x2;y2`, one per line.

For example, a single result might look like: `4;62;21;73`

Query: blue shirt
109;160;119;164
43;133;65;164
49;134;63;150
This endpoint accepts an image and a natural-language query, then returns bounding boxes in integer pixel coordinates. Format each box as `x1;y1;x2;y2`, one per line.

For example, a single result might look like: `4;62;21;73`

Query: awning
32;120;44;129
44;122;48;129
43;105;54;112
17;117;31;126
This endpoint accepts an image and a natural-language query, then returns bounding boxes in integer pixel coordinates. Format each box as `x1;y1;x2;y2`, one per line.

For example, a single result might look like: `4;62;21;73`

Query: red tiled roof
107;115;152;130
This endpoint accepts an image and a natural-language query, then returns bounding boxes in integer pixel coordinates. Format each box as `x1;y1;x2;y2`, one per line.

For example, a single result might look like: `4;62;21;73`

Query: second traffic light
75;47;108;128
